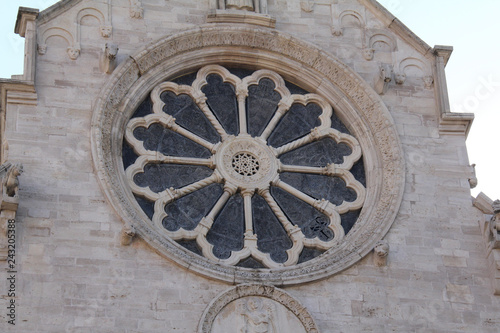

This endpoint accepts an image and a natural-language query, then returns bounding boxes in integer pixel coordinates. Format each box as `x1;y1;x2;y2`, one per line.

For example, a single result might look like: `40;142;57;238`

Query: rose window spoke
123;65;366;268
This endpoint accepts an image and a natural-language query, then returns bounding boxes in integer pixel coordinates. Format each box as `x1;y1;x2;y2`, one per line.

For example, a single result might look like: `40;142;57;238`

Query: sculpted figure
1;163;23;198
490;200;500;244
226;0;254;11
100;43;119;74
240;298;276;333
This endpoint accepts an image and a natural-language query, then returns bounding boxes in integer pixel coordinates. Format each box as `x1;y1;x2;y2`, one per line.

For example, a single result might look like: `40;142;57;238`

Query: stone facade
1;0;499;332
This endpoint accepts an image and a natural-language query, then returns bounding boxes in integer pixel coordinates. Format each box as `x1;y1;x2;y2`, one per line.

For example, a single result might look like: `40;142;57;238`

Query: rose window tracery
123;65;366;269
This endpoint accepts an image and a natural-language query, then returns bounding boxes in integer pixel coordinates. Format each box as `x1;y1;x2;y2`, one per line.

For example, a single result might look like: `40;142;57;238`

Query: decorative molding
212;0;269;14
14;7;39;82
331;6;366;37
38;26;79;60
0;80;37;163
207;10;275;28
474;192;494;215
396;57;433;89
0;162;23;261
360;0;433;57
438;112;474;137
433;45;474;137
38;2;112;60
91;26;405;285
197;284;319;333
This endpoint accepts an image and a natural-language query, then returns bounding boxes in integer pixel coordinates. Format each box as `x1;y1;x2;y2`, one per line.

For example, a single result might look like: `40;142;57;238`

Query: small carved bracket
130;0;144;19
121;224;136;246
468;164;478;189
301;1;315;13
362;48;374;61
100;43;119;74
394;72;406;85
423;75;434;89
374;64;392;95
67;46;80;60
373;240;389;267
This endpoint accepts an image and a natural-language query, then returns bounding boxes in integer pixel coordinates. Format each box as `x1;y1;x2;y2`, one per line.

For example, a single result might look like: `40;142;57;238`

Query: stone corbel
301;1;315;13
130;0;144;19
0;162;23;261
374;64;392;95
121;224;136;246
99;43;119;74
394;72;406;85
468;164;478;189
373;240;389;266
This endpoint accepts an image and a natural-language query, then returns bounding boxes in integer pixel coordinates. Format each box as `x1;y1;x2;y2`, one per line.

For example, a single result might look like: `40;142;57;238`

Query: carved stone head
67;46;80;60
105;43;119;59
38;44;47;55
374;240;389;257
395;72;406;85
100;26;113;38
363;48;375;61
423;75;434;89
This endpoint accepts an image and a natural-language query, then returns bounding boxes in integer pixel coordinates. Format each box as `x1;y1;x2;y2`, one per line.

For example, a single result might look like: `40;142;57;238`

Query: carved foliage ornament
91;26;405;285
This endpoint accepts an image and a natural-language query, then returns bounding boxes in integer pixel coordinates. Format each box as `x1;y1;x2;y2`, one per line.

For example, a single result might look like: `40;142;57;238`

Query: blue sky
1;0;499;200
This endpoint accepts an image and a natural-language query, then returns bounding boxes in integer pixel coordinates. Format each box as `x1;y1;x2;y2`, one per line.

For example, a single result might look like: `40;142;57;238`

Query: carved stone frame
198;284;319;333
91;25;405;285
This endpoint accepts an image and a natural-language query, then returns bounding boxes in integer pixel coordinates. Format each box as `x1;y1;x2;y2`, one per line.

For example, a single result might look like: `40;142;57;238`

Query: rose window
122;65;366;269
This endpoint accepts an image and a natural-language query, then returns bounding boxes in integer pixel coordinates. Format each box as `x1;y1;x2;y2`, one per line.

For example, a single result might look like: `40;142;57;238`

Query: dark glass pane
133;124;211;158
297;247;325;264
201;74;239;135
270;186;333;241
247;78;281;137
279;172;357;206
267;103;322;148
160;91;220;144
236;257;266;269
206;194;245;259
133;164;213;193
163;183;223;231
279;138;352;167
252;194;292;263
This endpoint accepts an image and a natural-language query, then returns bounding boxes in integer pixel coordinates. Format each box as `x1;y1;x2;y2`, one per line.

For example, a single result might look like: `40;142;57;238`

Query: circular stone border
197;284;319;333
91;25;405;285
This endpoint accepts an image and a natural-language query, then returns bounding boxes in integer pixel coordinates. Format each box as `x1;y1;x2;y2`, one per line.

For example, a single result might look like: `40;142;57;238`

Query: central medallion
215;136;278;190
232;153;259;176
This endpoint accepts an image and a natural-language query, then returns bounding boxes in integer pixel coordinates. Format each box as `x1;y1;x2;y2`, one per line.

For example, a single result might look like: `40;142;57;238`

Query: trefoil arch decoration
91;26;405;285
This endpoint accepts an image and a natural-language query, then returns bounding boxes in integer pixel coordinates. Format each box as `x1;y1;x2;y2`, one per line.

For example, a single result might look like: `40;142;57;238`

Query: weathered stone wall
1;0;498;332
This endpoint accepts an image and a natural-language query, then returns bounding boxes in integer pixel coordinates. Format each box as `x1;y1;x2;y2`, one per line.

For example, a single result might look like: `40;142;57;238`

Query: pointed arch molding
91;26;405;285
